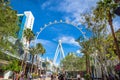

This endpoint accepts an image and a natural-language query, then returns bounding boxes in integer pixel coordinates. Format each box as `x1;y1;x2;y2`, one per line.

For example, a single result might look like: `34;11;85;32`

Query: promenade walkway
0;77;58;80
0;78;51;80
33;77;59;80
33;77;52;80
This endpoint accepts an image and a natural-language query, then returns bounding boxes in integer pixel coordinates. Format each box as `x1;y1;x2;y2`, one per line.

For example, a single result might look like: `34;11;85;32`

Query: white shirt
77;74;80;78
81;78;85;80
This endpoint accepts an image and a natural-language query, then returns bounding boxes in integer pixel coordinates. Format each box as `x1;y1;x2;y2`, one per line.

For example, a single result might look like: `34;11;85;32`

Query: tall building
17;11;35;60
17;11;34;41
24;11;34;30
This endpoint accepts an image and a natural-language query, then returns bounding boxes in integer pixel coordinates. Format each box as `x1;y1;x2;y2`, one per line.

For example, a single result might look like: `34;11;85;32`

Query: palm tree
93;0;120;60
76;37;92;79
35;43;45;75
23;28;34;44
22;28;34;73
36;43;46;55
81;6;120;78
29;47;37;73
30;43;45;73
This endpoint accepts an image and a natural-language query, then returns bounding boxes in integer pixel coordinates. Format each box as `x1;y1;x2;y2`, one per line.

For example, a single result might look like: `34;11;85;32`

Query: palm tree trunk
23;62;27;76
20;52;27;73
35;55;38;74
101;64;105;80
86;54;91;79
31;55;34;73
23;53;28;74
87;55;90;73
108;11;120;60
21;52;27;69
86;54;88;73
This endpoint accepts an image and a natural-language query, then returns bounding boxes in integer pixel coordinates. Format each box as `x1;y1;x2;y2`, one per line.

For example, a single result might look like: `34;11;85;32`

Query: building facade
17;11;34;41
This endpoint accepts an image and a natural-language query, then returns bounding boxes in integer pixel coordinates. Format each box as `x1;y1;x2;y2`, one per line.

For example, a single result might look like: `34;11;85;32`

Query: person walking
27;72;32;80
19;71;24;80
51;74;54;80
58;73;64;80
77;73;81;80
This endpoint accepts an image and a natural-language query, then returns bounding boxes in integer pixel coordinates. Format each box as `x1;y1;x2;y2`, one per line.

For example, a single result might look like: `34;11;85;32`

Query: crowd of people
12;71;33;80
50;72;85;80
12;71;120;80
50;73;64;80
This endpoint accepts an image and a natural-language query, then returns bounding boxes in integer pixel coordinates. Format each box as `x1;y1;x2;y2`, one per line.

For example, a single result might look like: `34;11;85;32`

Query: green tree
2;59;22;72
29;43;45;73
76;37;92;78
2;59;21;80
80;10;119;79
23;28;34;44
61;52;86;71
93;0;120;60
22;28;34;73
44;61;50;72
0;0;19;53
35;43;45;74
0;0;19;38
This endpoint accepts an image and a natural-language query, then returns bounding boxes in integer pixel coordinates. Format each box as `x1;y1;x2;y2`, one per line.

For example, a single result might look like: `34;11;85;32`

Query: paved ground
33;77;51;80
33;77;58;80
0;78;51;80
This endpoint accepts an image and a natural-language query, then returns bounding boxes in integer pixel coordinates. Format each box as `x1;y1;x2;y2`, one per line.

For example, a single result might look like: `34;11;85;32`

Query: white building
24;11;34;30
17;11;34;48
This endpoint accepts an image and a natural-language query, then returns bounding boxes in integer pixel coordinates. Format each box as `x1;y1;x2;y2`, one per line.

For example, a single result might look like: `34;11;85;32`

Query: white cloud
57;0;98;24
41;0;98;24
41;1;51;9
57;0;120;32
76;50;81;53
105;16;120;34
76;50;84;57
30;39;58;55
31;39;54;46
54;36;79;46
113;16;120;31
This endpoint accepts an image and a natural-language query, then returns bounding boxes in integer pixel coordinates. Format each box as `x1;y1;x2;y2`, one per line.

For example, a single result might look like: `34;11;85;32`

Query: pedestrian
19;74;24;80
28;72;32;80
109;73;114;80
43;74;46;80
81;77;85;80
15;72;19;80
19;71;24;80
58;73;64;80
64;72;68;80
77;73;81;80
51;74;54;80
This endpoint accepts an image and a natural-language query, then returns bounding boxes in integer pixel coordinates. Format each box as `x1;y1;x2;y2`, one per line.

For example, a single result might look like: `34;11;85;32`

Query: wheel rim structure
35;20;88;41
35;20;89;65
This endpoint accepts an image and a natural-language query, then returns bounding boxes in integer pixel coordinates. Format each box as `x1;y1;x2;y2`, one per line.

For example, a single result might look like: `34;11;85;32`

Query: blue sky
10;0;120;63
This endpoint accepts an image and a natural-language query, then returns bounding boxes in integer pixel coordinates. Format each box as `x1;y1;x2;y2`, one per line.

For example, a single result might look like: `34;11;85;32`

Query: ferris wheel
53;40;65;65
35;20;89;65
